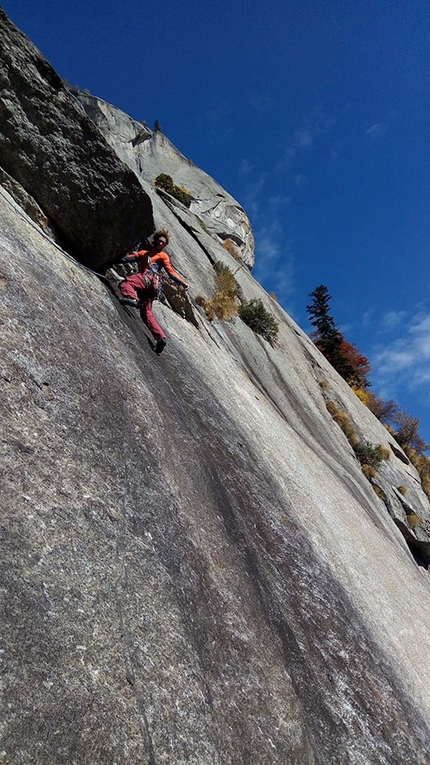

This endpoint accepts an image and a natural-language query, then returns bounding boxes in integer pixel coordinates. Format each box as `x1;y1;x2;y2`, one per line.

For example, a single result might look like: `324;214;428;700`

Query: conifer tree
306;285;357;384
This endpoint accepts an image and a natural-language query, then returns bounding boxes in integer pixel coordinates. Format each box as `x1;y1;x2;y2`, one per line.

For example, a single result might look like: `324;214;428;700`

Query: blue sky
3;0;430;443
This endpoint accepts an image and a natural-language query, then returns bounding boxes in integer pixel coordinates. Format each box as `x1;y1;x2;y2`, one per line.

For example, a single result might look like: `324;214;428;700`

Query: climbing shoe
119;297;140;308
106;268;125;284
155;338;167;354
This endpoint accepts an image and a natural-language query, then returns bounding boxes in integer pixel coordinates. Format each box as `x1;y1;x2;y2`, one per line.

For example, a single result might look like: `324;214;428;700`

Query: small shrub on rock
154;173;192;208
238;299;279;345
379;446;391;461
196;262;238;321
325;402;386;480
326;402;360;447
353;441;384;470
222;238;241;261
373;484;388;503
404;447;430;501
354;388;371;405
361;464;377;480
406;512;422;529
397;485;408;496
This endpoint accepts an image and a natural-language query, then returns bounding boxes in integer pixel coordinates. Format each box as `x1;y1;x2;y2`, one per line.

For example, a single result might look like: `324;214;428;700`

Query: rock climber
118;229;189;354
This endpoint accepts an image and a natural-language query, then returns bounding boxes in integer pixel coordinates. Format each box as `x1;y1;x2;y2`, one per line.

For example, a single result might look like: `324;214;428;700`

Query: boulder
0;9;153;268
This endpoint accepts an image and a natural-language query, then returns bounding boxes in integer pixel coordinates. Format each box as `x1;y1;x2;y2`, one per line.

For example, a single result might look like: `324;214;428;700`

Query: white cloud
361;309;374;327
239;158;254;174
275;147;296;173
237;106;337;308
206;102;234;142
380;310;407;331
294;128;314;148
294;174;307;189
371;310;430;400
252;222;295;304
267;194;291;210
242;172;268;219
366;123;385;138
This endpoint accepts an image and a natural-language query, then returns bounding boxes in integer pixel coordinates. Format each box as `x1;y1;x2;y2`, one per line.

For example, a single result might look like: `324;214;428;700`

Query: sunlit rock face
73;90;255;268
2;10;430;765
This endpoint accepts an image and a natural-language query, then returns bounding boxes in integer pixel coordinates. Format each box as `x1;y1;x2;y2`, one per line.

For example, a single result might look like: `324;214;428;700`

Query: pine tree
307;285;343;362
306;285;356;384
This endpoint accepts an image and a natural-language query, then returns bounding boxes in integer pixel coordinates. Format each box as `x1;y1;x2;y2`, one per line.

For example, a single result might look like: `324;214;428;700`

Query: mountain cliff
1;9;430;764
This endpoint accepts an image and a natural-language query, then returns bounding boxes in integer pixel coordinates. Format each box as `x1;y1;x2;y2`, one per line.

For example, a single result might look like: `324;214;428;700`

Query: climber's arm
121;250;151;270
153;252;189;289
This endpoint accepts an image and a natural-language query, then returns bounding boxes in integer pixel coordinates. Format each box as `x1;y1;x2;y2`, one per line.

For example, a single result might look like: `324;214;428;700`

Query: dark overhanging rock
0;9;154;268
0;166;58;240
394;519;430;566
389;442;410;464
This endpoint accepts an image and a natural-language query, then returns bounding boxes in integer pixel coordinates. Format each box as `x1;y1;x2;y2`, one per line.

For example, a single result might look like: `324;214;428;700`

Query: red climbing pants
119;273;166;341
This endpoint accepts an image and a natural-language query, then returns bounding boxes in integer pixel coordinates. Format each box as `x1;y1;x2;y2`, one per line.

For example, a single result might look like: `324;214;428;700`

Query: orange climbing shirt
124;249;185;285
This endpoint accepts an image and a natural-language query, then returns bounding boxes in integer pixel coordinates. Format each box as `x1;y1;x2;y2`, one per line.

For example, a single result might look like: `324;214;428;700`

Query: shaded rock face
0;167;58;240
2;15;430;765
0;10;154;268
73;90;255;268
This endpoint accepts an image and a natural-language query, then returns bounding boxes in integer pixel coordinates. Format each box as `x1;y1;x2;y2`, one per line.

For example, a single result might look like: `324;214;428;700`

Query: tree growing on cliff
339;338;372;389
306;285;362;385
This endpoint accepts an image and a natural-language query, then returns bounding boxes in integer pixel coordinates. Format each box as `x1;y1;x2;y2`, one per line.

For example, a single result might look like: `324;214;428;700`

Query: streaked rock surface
1;12;430;764
2;182;430;763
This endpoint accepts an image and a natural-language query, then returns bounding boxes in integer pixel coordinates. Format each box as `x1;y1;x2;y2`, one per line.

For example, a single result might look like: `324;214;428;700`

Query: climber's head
153;229;170;251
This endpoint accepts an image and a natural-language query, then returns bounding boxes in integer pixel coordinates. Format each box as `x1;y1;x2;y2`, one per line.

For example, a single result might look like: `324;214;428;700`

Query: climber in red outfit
119;229;189;354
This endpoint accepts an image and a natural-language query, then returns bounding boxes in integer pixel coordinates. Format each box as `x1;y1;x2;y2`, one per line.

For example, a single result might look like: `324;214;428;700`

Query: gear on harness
145;268;163;301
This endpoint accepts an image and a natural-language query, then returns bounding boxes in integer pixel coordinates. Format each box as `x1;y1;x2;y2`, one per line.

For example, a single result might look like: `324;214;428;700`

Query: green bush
154;173;192;208
353;441;384;469
325;401;386;480
238;299;279;345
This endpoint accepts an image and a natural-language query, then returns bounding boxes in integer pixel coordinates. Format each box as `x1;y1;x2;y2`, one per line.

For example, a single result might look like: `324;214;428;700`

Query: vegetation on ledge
154;173;193;208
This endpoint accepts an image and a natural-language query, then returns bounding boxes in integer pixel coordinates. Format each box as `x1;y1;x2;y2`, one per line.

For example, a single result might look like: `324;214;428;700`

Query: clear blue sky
3;0;430;444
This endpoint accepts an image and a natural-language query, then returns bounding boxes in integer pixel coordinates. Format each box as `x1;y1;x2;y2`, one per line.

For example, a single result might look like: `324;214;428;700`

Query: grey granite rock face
0;167;58;240
73;90;255;268
2;12;430;763
2;181;430;764
0;10;153;268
